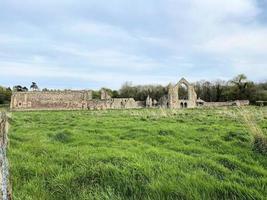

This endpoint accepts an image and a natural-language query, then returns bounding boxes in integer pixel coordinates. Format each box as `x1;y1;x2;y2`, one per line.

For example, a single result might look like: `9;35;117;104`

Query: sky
0;0;267;90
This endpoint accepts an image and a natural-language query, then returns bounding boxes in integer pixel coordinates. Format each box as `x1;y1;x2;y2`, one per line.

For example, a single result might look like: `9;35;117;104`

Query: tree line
114;74;267;104
0;74;266;105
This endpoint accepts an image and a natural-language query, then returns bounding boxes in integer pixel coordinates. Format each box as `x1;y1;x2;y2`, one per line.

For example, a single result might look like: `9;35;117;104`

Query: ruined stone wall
87;98;141;110
168;84;179;109
10;78;248;111
203;100;249;107
10;91;143;111
10;91;92;111
203;102;236;107
168;78;197;109
100;89;112;100
235;100;250;106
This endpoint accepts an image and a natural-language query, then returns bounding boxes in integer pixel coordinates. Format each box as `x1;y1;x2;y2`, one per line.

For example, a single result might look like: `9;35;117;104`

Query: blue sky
0;0;267;89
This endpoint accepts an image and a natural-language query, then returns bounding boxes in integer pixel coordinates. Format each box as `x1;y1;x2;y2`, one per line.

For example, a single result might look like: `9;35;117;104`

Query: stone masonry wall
10;91;92;111
10;91;142;111
87;98;140;110
203;100;250;107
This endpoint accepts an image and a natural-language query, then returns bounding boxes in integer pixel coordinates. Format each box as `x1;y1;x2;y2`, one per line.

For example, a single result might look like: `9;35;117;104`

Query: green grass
8;107;267;200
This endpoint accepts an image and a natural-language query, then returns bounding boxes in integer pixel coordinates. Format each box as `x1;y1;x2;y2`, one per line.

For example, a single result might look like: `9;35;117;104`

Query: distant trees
119;82;168;101
42;88;49;91
0;82;39;105
230;74;251;100
92;90;101;99
30;82;39;91
101;88;119;98
117;74;267;104
13;85;28;92
0;75;267;105
0;87;12;104
92;88;119;99
193;74;266;103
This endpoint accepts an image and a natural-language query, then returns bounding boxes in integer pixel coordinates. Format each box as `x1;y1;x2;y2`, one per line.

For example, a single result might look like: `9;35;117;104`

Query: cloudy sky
0;0;267;89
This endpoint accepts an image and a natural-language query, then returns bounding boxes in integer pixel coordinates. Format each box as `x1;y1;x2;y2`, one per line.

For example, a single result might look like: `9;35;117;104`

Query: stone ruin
100;89;111;100
146;95;153;108
168;78;197;109
10;77;249;111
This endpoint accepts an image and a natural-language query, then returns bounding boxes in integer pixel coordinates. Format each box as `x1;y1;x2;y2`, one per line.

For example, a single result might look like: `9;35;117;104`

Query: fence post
0;112;11;200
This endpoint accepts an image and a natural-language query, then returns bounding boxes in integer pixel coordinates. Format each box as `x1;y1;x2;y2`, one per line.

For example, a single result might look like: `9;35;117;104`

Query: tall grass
8;107;267;200
237;106;267;155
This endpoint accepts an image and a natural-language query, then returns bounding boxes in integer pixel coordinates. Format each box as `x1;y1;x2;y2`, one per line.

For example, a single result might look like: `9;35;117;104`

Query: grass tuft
253;134;267;155
50;130;73;143
223;131;250;143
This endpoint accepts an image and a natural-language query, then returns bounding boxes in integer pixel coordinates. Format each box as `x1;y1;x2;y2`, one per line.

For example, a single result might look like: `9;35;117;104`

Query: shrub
253;134;267;155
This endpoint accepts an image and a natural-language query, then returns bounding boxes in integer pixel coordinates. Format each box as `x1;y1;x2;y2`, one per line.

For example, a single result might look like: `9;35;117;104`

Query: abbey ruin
10;78;249;111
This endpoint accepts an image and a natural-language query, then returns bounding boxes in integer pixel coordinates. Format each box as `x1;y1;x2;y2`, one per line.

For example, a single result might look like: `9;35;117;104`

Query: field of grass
8;107;267;200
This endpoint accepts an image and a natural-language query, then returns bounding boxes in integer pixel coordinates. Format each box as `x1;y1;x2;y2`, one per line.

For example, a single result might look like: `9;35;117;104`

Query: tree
30;82;39;91
22;87;28;92
42;88;49;91
92;90;101;99
230;74;250;100
0;86;12;104
119;83;167;101
0;93;4;104
13;85;23;92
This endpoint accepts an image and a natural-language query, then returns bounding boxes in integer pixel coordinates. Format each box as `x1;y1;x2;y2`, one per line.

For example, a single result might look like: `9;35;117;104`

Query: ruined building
10;90;92;111
167;78;197;108
10;77;248;111
10;90;141;111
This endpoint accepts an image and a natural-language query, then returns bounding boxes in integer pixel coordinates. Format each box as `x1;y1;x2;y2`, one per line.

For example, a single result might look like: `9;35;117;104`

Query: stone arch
167;78;197;109
178;83;189;100
177;78;191;100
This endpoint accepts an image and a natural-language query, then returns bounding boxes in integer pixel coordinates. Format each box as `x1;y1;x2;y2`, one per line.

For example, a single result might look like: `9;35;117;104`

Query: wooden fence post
0;112;11;200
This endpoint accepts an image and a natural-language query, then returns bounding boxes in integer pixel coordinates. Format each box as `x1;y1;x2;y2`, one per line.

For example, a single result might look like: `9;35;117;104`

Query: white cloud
0;0;267;88
52;45;163;71
199;27;267;53
69;21;134;40
0;61;177;89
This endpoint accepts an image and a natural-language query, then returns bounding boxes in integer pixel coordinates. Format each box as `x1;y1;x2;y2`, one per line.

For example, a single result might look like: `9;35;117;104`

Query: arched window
178;83;189;100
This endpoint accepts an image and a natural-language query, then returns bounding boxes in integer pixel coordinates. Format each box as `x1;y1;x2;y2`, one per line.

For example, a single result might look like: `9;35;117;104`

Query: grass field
8;107;267;200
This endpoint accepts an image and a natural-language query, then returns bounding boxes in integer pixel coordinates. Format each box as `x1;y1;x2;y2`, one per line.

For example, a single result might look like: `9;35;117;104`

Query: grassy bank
8;107;267;200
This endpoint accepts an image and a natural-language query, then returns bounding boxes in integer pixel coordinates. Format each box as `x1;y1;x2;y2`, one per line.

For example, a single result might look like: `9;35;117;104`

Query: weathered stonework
10;78;249;111
10;90;141;111
10;90;93;111
146;95;153;108
100;89;112;100
201;100;250;107
158;96;168;108
87;98;139;110
167;78;197;109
